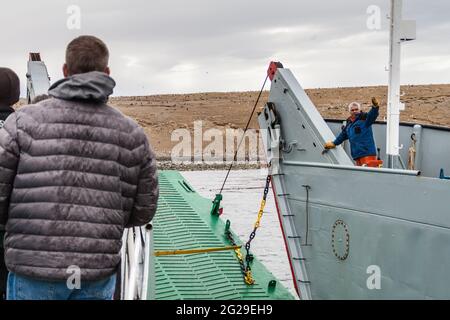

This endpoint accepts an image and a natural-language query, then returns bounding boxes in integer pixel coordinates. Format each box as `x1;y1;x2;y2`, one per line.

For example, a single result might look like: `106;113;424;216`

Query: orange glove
372;97;380;107
324;141;336;149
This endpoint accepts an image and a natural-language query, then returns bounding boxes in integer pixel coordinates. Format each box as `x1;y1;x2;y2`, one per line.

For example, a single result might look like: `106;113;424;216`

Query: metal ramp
26;52;51;103
258;64;354;299
152;171;294;300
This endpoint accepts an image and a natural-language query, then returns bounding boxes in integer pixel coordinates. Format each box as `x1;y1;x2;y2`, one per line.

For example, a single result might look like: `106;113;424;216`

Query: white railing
120;224;155;300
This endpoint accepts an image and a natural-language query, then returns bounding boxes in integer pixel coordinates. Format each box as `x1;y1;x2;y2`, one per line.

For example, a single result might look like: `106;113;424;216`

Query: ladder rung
297;279;311;284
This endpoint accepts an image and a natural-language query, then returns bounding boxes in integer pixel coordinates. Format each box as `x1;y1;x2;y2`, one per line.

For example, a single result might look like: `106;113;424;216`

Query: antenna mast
386;0;416;168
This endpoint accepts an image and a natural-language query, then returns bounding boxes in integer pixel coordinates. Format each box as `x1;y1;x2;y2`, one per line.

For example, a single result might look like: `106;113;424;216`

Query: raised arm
366;97;380;126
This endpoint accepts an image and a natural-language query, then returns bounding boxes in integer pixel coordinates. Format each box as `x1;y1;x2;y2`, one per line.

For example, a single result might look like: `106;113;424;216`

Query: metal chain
243;175;271;283
225;230;249;283
215;71;271;284
226;175;272;285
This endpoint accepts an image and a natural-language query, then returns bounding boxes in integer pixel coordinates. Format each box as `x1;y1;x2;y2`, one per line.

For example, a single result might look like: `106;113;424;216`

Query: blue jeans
7;272;116;300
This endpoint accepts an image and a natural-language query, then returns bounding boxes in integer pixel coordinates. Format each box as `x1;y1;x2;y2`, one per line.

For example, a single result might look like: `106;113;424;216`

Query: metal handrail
282;160;420;176
120;224;154;300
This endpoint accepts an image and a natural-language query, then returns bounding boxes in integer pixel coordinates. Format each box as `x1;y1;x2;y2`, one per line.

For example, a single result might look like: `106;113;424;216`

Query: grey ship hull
258;67;450;299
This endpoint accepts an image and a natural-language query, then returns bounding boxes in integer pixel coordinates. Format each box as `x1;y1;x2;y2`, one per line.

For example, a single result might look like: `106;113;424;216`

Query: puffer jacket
0;71;159;281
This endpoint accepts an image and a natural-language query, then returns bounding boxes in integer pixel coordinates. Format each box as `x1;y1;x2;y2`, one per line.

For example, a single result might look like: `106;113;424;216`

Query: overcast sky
0;0;449;96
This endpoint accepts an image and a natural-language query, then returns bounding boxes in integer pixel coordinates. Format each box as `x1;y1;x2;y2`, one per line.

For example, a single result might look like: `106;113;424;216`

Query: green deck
151;170;294;300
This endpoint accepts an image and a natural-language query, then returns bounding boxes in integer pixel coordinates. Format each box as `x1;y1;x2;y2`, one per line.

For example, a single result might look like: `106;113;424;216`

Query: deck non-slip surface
152;171;294;300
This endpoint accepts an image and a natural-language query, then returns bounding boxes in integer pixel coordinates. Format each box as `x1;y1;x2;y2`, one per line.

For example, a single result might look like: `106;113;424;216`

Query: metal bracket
282;140;306;153
440;169;450;180
302;185;311;246
293;257;306;261
297;279;311;284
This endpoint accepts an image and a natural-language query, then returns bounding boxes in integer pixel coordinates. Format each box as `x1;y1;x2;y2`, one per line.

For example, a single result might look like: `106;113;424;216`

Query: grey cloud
0;0;448;96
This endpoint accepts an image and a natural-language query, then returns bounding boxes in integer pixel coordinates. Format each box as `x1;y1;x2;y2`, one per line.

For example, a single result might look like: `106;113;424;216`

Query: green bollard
210;193;223;216
225;220;231;234
268;280;277;293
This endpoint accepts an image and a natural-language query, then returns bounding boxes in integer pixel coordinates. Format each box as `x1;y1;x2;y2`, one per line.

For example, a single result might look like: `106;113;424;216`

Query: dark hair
0;68;20;107
65;35;109;75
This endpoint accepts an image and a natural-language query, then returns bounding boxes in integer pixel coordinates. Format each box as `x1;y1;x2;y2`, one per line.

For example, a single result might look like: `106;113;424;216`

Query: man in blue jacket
324;98;380;166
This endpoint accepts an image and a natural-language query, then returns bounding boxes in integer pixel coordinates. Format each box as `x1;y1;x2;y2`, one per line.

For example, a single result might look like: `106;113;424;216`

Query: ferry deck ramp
152;170;294;300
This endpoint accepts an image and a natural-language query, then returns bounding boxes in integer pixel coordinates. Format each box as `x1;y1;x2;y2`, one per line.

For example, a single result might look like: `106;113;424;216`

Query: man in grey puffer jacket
0;35;159;300
0;67;20;300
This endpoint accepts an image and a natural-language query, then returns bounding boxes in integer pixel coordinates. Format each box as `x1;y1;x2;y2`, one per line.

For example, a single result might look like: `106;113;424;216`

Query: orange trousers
355;156;383;167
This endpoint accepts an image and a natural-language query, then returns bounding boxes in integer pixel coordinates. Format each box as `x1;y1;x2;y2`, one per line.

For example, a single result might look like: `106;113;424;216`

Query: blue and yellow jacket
333;106;379;160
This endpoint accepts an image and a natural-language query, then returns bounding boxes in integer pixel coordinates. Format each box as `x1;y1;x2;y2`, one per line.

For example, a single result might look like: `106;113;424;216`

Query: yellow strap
154;245;242;257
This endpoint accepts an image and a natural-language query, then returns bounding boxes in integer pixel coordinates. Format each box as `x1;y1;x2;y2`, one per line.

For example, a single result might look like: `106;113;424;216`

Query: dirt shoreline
110;84;450;170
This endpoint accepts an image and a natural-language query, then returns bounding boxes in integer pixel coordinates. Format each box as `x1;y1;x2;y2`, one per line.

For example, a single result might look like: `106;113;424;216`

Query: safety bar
120;224;155;300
